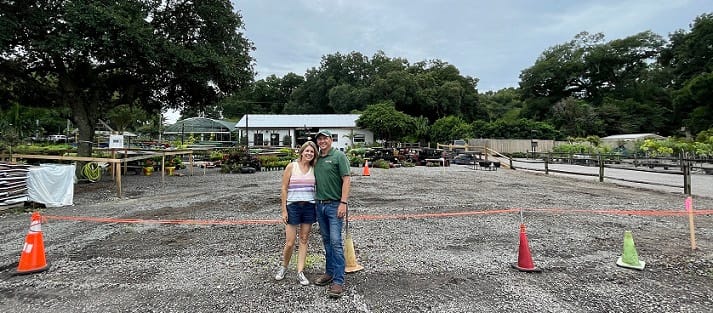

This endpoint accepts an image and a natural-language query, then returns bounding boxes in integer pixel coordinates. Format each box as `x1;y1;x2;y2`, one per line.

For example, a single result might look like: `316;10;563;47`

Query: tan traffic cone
511;223;541;272
344;208;364;273
16;212;49;275
616;230;645;270
362;160;370;176
344;233;364;273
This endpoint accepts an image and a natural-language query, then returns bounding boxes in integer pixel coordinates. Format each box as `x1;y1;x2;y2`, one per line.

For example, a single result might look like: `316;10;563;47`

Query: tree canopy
3;4;712;148
355;101;414;142
0;0;254;156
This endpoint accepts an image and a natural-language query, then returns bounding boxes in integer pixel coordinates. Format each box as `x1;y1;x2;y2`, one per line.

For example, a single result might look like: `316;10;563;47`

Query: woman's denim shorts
287;201;316;225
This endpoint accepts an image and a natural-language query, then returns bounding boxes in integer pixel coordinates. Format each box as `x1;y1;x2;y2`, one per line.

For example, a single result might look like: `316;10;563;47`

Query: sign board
109;135;124;149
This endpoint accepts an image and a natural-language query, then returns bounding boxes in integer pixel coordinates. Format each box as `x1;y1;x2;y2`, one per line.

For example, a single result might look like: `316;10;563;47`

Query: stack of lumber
0;163;30;207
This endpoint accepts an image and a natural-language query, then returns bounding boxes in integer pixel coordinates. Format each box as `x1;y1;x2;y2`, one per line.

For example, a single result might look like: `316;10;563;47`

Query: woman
275;141;318;286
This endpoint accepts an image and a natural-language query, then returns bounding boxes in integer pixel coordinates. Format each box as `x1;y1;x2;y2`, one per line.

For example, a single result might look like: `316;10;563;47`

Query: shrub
209;151;224;161
348;155;364;167
372;159;390;169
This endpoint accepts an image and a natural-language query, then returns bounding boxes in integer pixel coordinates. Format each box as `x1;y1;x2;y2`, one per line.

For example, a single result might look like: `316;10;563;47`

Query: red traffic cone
511;223;542;272
16;212;49;275
362;160;370;176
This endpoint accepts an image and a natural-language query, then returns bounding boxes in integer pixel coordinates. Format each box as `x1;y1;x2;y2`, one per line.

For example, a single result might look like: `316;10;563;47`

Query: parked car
48;134;67;142
452;154;476;165
416;148;449;166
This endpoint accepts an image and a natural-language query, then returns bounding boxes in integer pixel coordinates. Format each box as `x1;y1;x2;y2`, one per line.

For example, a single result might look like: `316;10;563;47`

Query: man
313;130;351;298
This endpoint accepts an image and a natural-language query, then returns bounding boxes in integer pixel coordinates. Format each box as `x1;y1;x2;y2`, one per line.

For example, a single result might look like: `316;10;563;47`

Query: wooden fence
510;152;713;196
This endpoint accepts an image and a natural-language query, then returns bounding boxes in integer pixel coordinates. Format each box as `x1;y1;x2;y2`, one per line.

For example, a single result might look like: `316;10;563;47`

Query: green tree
657;13;713;134
282;51;483;122
106;104;151;133
671;72;713;134
519;31;666;135
430;115;472;144
479;88;524;122
550;97;602;137
0;0;255;157
221;73;304;118
356;101;413;142
659;13;713;88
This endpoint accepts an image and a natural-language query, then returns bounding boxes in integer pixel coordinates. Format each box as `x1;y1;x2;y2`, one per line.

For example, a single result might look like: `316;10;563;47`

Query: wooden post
545;152;549;175
189;151;195;176
161;152;166;183
682;153;691;195
598;153;604;182
110;149;116;180
115;161;122;197
122;148;128;175
685;196;697;250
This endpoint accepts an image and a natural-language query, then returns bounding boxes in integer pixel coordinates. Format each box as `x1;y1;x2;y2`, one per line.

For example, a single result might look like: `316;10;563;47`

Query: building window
332;134;338;142
353;134;365;143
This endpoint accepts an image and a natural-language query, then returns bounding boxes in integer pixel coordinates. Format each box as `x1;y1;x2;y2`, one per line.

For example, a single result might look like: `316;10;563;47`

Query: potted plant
143;159;154;176
165;157;179;176
171;156;184;169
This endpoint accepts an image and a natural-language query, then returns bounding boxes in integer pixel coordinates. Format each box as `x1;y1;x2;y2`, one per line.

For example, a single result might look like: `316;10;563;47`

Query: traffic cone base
344;234;364;273
16;262;49;275
512;223;541;273
511;262;542;273
616;230;645;270
362;161;370;176
16;212;50;275
346;264;364;273
616;257;645;270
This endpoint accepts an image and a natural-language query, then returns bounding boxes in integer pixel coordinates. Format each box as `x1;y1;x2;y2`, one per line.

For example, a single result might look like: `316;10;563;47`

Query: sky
235;0;709;91
168;0;709;124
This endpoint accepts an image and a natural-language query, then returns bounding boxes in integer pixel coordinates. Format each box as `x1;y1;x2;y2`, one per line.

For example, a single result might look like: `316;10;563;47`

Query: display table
27;164;75;207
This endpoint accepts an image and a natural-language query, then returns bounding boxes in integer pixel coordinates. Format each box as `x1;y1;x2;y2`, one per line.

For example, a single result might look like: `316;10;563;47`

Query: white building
234;114;374;149
601;133;665;150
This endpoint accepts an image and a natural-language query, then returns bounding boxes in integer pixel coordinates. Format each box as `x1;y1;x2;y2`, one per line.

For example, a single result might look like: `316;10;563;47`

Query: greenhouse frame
163;117;237;145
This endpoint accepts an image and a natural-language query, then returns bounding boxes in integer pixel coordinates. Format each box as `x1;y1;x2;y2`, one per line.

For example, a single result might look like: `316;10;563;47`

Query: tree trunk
68;98;98;179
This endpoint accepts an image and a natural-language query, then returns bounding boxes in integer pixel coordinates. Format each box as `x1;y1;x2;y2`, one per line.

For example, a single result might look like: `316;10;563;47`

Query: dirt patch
0;166;712;312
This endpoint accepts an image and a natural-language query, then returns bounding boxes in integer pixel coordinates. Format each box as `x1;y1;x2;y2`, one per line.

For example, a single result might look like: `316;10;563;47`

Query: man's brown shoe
326;283;343;298
314;274;333;286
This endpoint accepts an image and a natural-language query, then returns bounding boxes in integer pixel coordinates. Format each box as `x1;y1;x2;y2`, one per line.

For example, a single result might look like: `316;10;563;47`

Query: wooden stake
685;197;697;250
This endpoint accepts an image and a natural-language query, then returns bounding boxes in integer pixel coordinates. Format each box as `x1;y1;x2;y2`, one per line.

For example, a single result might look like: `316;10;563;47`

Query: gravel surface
1;165;712;313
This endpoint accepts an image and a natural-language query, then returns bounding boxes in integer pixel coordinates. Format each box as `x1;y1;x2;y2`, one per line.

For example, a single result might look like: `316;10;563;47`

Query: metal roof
234;114;360;129
164;117;236;133
601;133;664;141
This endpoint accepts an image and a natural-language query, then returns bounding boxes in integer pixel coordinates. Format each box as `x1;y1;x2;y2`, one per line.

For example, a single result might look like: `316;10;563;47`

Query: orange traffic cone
362;160;370;176
16;212;49;275
511;223;541;272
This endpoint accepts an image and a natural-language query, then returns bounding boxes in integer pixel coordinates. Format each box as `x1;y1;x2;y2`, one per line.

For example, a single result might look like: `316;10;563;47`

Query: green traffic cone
616;230;645;270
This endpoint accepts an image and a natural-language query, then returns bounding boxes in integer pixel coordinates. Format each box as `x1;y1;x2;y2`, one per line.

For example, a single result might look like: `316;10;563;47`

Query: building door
270;133;280;146
254;133;264;146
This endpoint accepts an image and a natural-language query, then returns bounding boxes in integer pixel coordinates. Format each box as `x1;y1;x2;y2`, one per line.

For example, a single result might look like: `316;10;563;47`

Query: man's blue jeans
316;201;345;285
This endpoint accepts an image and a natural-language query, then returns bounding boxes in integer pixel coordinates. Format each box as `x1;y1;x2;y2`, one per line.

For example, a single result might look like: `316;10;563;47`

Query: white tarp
27;164;75;207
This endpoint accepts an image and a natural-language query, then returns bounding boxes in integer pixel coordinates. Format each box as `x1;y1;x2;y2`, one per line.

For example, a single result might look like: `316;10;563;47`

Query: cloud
236;0;708;91
533;0;694;39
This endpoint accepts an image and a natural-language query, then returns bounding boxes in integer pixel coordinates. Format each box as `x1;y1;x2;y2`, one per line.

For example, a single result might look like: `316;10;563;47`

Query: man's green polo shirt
315;147;350;201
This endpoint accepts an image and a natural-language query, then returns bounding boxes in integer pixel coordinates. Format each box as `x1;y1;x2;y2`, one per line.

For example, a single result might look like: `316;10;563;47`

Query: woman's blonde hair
297;141;318;166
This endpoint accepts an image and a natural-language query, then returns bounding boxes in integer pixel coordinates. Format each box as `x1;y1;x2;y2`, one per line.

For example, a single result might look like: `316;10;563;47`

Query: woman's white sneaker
297;272;310;286
275;266;287;280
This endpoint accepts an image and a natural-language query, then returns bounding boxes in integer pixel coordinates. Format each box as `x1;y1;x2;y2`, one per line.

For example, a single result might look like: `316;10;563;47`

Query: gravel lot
1;165;713;312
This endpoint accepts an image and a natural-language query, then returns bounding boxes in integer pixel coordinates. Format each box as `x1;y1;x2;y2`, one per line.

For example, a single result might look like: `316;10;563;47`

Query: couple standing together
275;130;351;298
